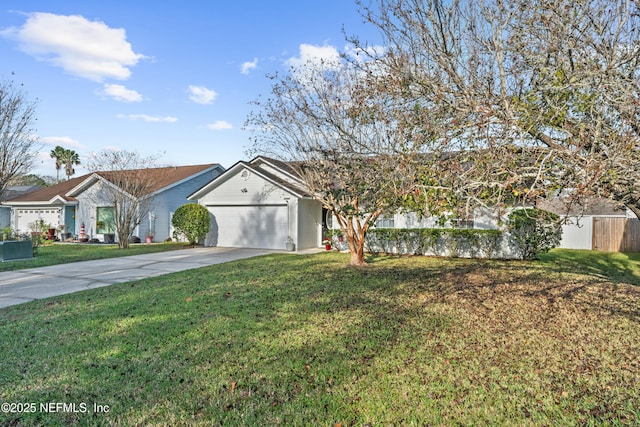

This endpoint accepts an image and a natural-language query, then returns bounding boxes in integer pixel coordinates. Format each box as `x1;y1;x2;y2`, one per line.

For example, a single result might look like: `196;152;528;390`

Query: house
537;197;640;252
366;198;640;253
188;156;324;251
188;155;640;253
189;156;486;252
1;177;84;237
0;185;43;229
2;164;224;242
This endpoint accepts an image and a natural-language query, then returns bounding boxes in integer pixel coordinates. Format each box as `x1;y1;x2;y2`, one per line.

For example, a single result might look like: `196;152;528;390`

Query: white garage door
207;205;289;250
16;209;61;232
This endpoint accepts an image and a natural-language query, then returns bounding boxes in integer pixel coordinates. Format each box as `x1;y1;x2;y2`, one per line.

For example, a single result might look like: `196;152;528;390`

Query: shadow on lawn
0;258;448;425
364;252;640;322
3;252;640;425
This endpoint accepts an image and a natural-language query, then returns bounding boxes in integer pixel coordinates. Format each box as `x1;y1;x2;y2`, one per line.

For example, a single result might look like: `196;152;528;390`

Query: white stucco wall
74;181;115;239
297;198;322;250
557;216;593;250
198;167;291;205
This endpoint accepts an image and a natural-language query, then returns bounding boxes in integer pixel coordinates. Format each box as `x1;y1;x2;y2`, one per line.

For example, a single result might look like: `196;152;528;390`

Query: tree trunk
345;229;367;266
341;215;369;267
333;207;384;267
349;242;366;266
117;231;129;249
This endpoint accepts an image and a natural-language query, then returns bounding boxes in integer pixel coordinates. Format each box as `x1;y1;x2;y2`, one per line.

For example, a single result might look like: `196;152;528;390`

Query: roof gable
538;197;629;217
250;156;305;185
189;159;310;200
2;174;89;204
3;164;222;205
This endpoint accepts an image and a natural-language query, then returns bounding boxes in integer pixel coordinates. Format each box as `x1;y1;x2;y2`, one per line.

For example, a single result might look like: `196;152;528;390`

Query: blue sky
0;1;379;177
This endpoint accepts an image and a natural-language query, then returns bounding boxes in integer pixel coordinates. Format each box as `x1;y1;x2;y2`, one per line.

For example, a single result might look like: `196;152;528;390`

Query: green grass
1;249;639;426
0;242;192;272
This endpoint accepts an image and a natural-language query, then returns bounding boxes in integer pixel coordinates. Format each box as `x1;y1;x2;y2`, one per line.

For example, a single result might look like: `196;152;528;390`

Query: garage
189;157;323;251
207;204;289;249
15;208;62;232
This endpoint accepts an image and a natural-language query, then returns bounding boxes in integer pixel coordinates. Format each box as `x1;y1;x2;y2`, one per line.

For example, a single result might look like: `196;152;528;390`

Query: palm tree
50;146;65;183
61;149;80;180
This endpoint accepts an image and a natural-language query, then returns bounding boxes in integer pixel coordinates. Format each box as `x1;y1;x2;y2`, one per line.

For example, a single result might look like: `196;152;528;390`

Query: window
148;212;156;237
375;215;395;228
96;207;116;234
324;210;333;229
451;218;474;229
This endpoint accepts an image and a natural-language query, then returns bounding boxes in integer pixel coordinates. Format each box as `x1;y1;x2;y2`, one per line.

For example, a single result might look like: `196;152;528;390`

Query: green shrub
401;229;425;255
421;228;443;255
477;229;503;258
365;228;403;254
507;208;562;260
441;229;476;258
1;226;13;241
363;228;505;258
171;203;211;245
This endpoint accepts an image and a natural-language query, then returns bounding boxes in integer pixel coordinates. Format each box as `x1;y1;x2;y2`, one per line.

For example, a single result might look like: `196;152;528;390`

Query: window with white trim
96;207;116;234
375;215;395;228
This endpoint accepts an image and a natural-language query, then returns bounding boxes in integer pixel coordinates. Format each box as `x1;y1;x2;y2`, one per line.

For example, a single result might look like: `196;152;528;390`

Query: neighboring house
2;180;81;235
0;185;43;229
2;164;224;242
537;197;640;252
189;156;323;251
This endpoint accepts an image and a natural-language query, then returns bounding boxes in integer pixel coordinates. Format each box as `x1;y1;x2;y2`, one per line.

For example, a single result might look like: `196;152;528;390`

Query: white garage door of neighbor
16;209;61;231
208;205;289;250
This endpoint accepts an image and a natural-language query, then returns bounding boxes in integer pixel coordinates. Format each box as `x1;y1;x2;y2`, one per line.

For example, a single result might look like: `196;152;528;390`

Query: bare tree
250;0;640;263
0;78;39;201
87;150;160;249
247;59;422;266
355;0;640;217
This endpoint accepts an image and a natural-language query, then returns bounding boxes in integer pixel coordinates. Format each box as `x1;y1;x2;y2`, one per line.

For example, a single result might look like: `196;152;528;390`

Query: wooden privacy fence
592;217;640;252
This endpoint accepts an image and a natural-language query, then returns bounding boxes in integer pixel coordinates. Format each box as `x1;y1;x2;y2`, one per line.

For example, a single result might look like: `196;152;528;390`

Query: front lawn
0;242;192;272
0;250;639;426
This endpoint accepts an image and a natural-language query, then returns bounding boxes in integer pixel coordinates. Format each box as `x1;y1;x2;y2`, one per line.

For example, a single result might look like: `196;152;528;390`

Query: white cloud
241;58;258;75
345;44;386;62
207;121;233;130
1;12;144;82
188;85;217;105
40;136;86;150
117;114;178;123
102;84;143;102
286;43;341;70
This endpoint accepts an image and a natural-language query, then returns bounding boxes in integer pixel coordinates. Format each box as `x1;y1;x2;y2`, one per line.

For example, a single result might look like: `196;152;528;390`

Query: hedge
329;228;506;259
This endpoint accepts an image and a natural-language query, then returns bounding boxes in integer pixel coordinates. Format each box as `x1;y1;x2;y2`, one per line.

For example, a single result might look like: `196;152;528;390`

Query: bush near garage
171;203;211;245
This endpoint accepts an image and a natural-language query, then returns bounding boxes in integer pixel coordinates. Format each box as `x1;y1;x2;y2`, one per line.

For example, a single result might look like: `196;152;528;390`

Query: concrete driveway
0;247;277;309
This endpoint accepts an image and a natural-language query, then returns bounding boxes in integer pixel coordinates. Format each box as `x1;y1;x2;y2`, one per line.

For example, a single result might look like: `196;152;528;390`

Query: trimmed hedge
331;228;505;259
